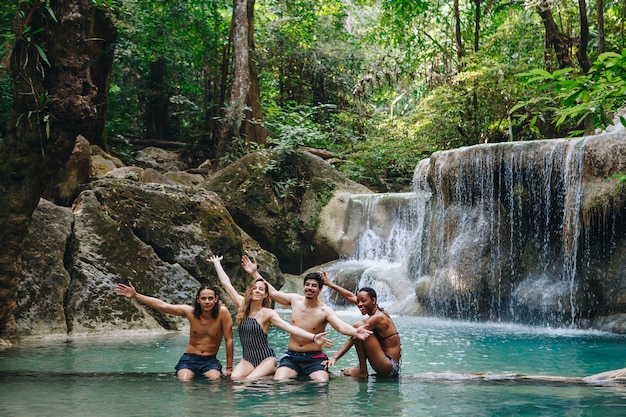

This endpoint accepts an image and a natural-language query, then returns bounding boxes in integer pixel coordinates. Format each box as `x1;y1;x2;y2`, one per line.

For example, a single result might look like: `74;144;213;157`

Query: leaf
34;44;51;67
509;102;526;113
44;3;58;23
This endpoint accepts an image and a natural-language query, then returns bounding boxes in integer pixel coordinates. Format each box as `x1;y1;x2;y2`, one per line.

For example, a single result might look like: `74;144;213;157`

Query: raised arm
266;309;333;348
321;271;357;304
326;309;372;341
241;255;293;306
208;255;244;307
114;281;189;316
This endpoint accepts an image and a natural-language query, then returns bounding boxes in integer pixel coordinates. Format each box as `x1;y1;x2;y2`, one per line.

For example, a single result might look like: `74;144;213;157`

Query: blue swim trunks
279;351;329;376
174;353;222;377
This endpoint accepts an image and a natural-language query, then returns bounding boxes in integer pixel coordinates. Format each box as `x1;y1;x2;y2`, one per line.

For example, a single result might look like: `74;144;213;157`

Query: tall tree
0;0;102;341
473;0;481;53
577;0;591;73
597;0;605;54
454;0;464;63
87;6;117;151
143;57;168;140
537;0;574;69
217;0;265;164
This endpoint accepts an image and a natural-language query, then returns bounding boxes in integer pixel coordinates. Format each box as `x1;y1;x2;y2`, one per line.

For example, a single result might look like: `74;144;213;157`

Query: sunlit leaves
515;50;626;134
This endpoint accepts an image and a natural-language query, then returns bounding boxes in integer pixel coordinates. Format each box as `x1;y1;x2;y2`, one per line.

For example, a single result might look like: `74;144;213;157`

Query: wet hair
357;287;377;301
303;272;324;288
236;278;270;324
194;284;221;319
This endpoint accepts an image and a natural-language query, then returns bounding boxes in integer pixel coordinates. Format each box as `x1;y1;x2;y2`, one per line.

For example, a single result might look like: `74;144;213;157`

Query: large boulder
15;180;283;338
203;150;370;274
15;199;74;338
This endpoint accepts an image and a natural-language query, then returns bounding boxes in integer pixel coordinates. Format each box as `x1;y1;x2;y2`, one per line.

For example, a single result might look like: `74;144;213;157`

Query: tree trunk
577;0;591;74
87;6;117;152
454;0;463;64
217;0;265;164
143;57;168;140
216;0;250;161
244;0;266;145
597;0;606;54
0;0;99;341
474;0;480;53
537;1;574;69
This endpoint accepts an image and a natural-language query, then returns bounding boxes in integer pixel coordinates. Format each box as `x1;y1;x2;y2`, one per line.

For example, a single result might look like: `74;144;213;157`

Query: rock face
12;144;370;339
15;180;283;338
203;150;370;274
16;200;74;337
14;131;626;337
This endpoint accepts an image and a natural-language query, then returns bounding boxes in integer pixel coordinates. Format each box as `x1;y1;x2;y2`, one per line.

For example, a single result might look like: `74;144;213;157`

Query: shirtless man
241;256;372;383
114;282;234;381
322;272;401;378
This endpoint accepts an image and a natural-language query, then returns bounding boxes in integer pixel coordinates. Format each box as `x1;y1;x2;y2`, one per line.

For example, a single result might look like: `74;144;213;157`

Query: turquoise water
2;314;626;416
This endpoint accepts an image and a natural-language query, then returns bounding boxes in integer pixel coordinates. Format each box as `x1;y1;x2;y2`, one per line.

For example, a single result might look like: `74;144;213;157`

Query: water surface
2;315;626;416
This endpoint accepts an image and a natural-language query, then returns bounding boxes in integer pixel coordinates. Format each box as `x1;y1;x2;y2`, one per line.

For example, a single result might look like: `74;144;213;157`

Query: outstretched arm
326;309;372;341
114;282;189;316
241;255;293;306
208;255;244;307
267;309;333;349
321;271;357;304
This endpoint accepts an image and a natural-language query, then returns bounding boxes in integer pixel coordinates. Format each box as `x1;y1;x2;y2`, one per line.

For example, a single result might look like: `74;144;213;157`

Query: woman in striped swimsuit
209;255;332;381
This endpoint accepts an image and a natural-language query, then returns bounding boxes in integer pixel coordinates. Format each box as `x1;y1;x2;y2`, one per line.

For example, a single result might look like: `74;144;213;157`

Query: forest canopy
1;0;625;191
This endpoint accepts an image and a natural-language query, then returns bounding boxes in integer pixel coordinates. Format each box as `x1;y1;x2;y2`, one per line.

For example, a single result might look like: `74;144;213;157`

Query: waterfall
325;134;626;328
413;139;591;326
324;192;429;313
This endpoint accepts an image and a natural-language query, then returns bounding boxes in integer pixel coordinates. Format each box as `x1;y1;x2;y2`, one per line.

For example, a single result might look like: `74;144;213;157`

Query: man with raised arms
115;282;234;381
241;256;372;383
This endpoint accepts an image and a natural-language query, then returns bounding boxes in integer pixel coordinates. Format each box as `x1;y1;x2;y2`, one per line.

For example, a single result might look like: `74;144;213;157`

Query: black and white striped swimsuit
238;311;276;367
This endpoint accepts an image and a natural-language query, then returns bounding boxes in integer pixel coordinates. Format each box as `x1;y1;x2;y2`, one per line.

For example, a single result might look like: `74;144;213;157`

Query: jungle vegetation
1;0;625;190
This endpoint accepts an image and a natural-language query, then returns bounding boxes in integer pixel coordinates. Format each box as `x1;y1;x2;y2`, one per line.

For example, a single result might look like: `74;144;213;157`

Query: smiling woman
322;273;401;378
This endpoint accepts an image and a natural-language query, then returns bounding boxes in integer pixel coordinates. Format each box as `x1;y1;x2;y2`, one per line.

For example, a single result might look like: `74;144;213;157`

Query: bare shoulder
318;303;338;318
179;304;195;317
259;307;279;322
370;310;396;330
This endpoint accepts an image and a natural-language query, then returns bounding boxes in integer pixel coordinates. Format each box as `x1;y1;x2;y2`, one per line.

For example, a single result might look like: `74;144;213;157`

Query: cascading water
324;192;429;313
417;138;590;326
325;133;626;329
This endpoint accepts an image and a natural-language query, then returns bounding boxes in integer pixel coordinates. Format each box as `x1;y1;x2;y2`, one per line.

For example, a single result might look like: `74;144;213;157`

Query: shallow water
3;315;626;416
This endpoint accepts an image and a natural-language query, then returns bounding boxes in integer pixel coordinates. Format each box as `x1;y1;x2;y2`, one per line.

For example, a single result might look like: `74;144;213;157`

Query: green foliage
263;106;317;200
613;173;626;192
107;0;231;144
2;0;626;193
0;1;63;139
515;50;626;135
257;0;362;110
264;104;338;150
220;135;262;166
